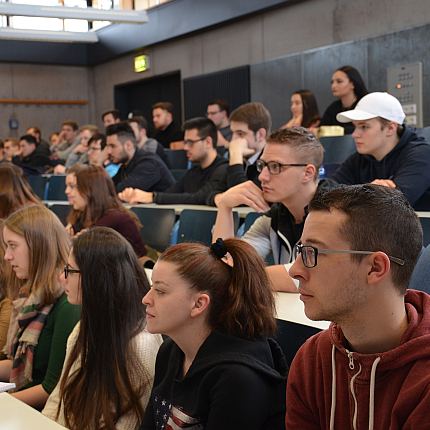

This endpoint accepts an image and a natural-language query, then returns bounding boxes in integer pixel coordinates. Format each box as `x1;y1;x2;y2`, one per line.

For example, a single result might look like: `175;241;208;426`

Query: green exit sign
134;55;148;72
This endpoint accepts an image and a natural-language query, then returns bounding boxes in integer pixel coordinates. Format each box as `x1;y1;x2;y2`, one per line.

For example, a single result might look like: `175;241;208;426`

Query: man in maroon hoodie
286;184;430;430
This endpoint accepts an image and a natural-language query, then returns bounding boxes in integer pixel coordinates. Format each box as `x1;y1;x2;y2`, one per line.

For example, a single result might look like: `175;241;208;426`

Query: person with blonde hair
0;206;80;409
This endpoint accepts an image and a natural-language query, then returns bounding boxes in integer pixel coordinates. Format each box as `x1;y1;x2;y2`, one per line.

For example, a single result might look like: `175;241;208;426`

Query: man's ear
256;128;267;142
366;252;391;285
190;293;210;318
303;164;316;183
124;140;134;152
386;121;398;137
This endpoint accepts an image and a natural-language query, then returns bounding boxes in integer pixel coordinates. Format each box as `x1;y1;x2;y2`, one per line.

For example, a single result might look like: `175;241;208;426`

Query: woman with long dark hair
65;164;147;258
0;206;79;409
281;89;321;135
320;65;368;134
140;238;288;430
0;163;42;219
42;227;162;429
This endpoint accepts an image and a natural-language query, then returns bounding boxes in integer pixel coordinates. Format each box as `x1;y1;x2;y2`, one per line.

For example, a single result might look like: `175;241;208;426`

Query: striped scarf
4;287;59;391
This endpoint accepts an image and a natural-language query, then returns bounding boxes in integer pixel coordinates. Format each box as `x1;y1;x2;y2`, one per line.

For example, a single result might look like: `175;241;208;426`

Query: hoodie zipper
346;349;362;430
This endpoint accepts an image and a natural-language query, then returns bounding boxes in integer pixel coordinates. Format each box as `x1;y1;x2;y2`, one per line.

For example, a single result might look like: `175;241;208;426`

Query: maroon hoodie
286;290;430;430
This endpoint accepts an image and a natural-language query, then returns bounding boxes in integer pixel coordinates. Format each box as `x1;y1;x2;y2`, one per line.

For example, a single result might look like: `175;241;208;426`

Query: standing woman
0;206;79;409
65;165;147;259
0;163;42;219
281;89;321;136
42;227;162;429
140;238;288;430
320;65;368;134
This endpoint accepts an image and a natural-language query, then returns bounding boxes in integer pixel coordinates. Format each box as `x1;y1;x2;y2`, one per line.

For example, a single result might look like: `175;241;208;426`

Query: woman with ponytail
140;237;288;430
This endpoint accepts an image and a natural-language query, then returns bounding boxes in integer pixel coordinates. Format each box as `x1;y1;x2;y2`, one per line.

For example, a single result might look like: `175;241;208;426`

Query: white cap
336;92;406;125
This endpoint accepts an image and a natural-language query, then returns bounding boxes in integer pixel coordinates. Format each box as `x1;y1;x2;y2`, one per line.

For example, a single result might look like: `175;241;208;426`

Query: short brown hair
309;184;422;294
159;238;277;340
102;109;121;121
267;127;324;179
152;102;174;116
63;120;78;131
229;102;271;134
79;124;99;136
376;117;404;138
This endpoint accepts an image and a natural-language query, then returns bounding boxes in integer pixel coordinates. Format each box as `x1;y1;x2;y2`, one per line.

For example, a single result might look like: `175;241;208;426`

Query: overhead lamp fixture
0;2;148;24
0;27;99;43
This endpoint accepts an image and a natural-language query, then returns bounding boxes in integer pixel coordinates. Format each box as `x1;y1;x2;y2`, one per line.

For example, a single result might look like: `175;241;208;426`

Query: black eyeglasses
184;137;207;147
206;110;221;116
63;264;81;279
256;159;307;175
294;243;405;269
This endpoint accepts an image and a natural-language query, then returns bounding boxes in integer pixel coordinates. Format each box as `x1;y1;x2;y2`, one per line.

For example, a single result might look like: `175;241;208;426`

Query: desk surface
0;393;67;430
43;201;256;219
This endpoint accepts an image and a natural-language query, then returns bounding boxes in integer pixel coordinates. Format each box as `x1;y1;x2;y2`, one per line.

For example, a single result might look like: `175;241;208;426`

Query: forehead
104;113;114;121
302;209;349;248
153;108;167;116
106;134;122;145
20;139;30;146
184;128;199;139
89;139;102;147
332;70;348;80
207;104;221;111
291;94;302;102
230;121;251;133
3;226;25;243
261;143;296;163
63;125;73;131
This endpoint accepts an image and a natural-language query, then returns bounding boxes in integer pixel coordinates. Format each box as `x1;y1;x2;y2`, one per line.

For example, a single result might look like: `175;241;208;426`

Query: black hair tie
211;238;227;259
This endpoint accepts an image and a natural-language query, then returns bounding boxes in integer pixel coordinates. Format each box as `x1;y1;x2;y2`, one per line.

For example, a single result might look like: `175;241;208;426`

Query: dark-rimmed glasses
184;137;207;147
256;159;307;175
294;243;405;268
64;264;81;279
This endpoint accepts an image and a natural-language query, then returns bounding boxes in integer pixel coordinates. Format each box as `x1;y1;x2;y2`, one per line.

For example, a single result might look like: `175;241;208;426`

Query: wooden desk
0;393;67;429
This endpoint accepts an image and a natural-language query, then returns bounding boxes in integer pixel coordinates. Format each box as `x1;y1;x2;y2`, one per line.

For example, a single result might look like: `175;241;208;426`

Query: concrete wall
0;0;429;137
0;63;90;140
90;0;430;128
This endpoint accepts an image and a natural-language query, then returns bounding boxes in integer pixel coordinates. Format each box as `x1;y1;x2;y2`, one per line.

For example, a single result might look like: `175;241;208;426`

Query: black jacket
332;125;430;210
154;155;228;204
140;331;288;430
112;148;175;193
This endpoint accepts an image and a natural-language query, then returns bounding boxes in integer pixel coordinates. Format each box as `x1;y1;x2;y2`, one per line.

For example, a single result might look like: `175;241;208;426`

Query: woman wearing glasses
42;227;162;429
139;237;288;430
65;164;148;260
0;205;79;409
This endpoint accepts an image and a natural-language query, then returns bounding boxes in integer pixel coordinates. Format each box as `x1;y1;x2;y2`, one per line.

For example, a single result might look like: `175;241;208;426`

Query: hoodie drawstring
329;345;337;430
330;346;380;430
368;356;381;430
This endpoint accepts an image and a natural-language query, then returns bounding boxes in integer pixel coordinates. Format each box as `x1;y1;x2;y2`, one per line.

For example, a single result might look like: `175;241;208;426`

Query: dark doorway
114;71;182;138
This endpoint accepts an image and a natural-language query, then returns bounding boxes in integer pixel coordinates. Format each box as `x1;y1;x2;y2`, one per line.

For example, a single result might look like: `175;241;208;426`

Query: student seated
119;117;228;205
212;127;337;292
42;227;163;429
332;91;430;210
286;184;429;429
139;238;288;430
64;165;147;258
0;163;42;219
0;206;80;410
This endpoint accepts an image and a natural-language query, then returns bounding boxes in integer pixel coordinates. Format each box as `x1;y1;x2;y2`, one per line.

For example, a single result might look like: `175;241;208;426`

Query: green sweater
21;293;81;394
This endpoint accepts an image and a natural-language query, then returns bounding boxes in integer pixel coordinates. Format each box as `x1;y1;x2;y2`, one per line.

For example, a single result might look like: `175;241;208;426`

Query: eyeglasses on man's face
63;264;81;279
256;159;307;175
183;137;207;147
206;110;221;117
294;243;405;269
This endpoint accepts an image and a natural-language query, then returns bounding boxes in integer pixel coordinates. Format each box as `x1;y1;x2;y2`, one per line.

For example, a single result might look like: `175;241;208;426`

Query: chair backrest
49;204;71;226
177;209;238;246
408;245;430;295
419;217;430;247
165;150;189;170
28;175;48;200
417;126;430;142
275;319;322;366
244;212;262;233
46;175;67;201
170;169;187;182
319;135;357;164
130;207;176;252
